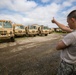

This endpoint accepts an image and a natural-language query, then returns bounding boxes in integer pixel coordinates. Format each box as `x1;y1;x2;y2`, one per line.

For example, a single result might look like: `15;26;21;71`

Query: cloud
0;0;76;28
41;0;50;3
61;0;76;8
62;6;76;16
0;0;37;12
12;0;37;12
24;3;60;26
27;3;60;20
62;1;72;7
0;2;60;28
0;14;24;24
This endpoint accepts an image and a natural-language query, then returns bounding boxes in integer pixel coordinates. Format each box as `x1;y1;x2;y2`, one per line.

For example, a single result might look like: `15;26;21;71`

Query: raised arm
51;17;73;33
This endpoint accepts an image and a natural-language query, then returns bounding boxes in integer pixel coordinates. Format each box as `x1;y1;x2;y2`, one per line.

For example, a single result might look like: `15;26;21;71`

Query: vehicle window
4;22;12;28
0;22;3;28
44;27;48;29
29;26;36;29
29;26;32;29
20;26;24;29
15;26;24;29
33;26;36;29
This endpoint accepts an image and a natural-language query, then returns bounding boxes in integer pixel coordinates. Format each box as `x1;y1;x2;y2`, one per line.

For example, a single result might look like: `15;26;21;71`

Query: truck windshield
15;26;24;29
29;26;37;29
0;22;2;28
43;27;48;29
4;22;12;28
20;26;24;29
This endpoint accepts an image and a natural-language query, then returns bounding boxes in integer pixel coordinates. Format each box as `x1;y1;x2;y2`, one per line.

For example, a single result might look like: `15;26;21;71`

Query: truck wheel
45;34;48;36
10;37;15;42
34;35;36;37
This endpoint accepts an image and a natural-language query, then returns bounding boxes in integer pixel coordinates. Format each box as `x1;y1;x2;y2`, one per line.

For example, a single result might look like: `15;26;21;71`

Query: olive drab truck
38;25;49;36
13;24;26;37
25;24;39;36
0;20;15;42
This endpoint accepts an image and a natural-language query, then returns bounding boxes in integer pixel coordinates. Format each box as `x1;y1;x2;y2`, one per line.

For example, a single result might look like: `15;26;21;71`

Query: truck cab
49;28;54;34
0;20;15;42
13;24;26;37
38;25;49;36
25;24;39;36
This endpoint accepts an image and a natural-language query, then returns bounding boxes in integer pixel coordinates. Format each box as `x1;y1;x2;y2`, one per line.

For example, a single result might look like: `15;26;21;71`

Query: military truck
54;28;62;32
49;28;54;34
13;24;26;37
38;25;49;36
25;24;40;36
0;20;15;42
54;28;67;33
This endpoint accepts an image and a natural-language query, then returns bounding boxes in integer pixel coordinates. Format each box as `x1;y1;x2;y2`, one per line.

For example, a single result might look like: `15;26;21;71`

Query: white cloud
62;6;76;16
12;0;37;12
0;14;24;24
0;0;37;12
62;0;76;8
0;1;61;28
62;2;72;7
27;3;60;20
41;0;50;3
24;3;60;26
0;0;76;28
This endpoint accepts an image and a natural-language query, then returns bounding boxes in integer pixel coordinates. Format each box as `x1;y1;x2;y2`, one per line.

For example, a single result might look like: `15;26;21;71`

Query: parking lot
0;33;64;75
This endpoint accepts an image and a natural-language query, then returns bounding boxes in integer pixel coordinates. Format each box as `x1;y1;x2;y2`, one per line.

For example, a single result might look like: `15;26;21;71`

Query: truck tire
10;37;15;42
45;34;48;36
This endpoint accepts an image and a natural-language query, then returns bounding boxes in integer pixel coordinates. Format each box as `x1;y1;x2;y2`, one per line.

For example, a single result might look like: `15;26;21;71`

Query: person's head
67;10;76;29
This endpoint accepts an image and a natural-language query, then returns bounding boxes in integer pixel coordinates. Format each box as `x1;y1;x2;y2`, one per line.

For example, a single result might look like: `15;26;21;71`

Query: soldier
52;10;76;75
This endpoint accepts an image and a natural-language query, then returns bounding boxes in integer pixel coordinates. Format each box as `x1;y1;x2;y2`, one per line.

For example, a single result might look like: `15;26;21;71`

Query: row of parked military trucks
0;20;54;42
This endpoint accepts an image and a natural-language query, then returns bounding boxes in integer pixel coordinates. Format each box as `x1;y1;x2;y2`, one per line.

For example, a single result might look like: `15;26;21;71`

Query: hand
51;17;56;23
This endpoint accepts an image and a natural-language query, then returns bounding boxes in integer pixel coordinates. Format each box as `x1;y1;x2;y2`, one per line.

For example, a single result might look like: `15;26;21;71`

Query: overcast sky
0;0;76;28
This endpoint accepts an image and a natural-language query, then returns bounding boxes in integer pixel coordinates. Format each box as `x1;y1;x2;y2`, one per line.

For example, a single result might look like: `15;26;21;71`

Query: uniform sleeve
62;33;76;46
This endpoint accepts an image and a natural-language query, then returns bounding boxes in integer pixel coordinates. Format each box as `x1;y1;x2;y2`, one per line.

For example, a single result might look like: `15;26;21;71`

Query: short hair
67;10;76;19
